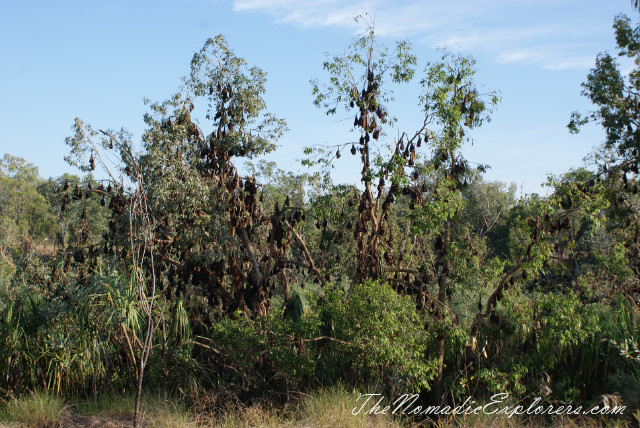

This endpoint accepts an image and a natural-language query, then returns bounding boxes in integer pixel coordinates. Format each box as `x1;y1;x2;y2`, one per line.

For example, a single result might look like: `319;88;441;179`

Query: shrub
208;281;436;397
209;299;320;397
475;291;640;404
318;280;437;394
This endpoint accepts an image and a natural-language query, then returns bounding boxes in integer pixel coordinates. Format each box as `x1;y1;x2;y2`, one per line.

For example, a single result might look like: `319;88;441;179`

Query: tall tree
0;154;55;252
569;9;640;303
63;35;325;330
410;51;499;403
309;18;500;401
569;12;640;164
309;15;418;283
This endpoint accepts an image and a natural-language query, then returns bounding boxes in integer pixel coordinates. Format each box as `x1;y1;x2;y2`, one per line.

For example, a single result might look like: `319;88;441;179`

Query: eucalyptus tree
64;35;328;331
309;16;418;283
60;35;332;423
408;52;500;402
309;17;503;401
0;154;55;251
461;176;516;257
568;10;640;296
568;11;640;164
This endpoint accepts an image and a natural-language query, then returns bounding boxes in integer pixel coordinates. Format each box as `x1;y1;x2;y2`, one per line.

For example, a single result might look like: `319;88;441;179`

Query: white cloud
231;0;617;71
232;0;293;11
497;49;544;65
232;0;371;28
438;26;556;52
232;0;482;33
495;46;596;70
543;56;595;70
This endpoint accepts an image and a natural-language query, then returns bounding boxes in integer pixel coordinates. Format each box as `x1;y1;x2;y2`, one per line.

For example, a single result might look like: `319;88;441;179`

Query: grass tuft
0;390;67;427
211;404;286;428
299;385;401;428
74;393;196;427
74;393;136;420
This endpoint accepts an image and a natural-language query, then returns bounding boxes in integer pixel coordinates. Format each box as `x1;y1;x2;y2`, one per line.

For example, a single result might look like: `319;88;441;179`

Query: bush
209;299;320;397
0;261;137;397
208;281;436;397
318;281;437;394
474;291;640;404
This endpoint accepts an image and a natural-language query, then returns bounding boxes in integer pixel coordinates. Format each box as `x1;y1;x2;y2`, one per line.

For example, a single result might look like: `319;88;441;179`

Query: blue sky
0;0;637;194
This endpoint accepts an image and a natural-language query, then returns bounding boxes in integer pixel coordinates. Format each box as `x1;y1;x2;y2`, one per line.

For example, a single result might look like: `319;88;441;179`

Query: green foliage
410;175;465;235
411;52;500;237
474;292;640;403
569;13;640;161
38;173;109;248
208;281;436;396
0;154;56;249
420;51;499;152
209;299;320;394
246;160;317;211
0;261;135;396
462;176;517;257
311;14;416;122
318;281;437;393
187;34;287;156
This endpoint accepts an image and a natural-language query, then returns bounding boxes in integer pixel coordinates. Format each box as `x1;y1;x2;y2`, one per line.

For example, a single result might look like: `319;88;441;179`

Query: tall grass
75;393;195;427
0;390;67;427
2;387;632;427
298;385;402;428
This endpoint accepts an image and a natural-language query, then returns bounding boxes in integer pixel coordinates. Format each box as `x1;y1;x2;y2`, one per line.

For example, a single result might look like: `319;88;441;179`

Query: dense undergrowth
1;260;638;426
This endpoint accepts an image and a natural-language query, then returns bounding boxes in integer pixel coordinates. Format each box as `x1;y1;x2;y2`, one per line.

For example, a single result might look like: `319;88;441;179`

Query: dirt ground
59;415;134;427
0;415;133;428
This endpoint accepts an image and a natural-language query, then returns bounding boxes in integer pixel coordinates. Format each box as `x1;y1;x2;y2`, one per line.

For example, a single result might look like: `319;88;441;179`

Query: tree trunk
133;358;145;428
431;221;450;405
432;337;446;404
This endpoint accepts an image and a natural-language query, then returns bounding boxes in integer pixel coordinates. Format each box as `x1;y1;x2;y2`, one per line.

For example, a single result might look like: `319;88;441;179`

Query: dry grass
296;385;402;428
1;388;634;428
0;390;68;427
73;394;195;428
